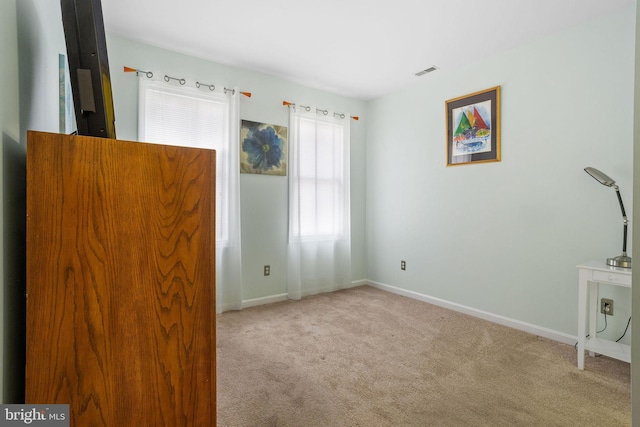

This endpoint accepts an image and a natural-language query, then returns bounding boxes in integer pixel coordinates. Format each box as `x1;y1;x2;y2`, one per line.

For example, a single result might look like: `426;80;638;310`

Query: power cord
574;314;632;351
616;316;631;342
598;312;608;334
574;313;608;351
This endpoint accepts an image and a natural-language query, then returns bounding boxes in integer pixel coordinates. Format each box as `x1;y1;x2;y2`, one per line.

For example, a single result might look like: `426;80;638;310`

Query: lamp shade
584;167;616;187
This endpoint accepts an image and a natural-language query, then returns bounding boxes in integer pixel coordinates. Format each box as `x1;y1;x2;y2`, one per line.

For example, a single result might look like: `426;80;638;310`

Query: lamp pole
611;185;631;268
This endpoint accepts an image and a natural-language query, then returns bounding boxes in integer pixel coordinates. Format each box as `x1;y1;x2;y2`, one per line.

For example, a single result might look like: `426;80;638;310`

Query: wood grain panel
26;131;215;426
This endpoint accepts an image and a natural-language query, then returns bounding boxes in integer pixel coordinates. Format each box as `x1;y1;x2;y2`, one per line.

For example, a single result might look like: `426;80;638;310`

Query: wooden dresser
25;131;216;425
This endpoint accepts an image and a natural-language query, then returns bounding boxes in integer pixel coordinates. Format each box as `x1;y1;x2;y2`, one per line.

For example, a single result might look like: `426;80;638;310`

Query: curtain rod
123;66;252;97
282;101;359;121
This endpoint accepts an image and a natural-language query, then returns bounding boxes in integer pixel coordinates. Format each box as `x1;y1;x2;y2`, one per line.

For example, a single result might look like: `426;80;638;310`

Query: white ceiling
102;0;634;101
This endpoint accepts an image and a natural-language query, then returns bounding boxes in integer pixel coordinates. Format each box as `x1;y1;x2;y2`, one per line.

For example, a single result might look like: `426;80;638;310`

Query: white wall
0;1;19;139
4;0;68;403
0;0;19;405
16;0;66;137
105;35;368;308
366;5;635;342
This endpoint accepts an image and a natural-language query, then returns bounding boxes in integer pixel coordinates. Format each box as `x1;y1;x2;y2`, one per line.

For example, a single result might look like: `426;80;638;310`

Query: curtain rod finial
124;67;153;78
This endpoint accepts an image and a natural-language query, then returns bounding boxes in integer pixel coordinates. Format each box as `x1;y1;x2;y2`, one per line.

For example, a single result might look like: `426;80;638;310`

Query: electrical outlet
401;261;406;271
264;265;270;276
601;298;614;316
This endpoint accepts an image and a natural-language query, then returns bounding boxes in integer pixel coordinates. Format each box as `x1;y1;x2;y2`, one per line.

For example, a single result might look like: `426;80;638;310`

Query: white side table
577;260;631;369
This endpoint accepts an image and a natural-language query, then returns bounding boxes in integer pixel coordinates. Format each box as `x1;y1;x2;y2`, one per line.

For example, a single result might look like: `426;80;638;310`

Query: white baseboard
367;280;578;346
239;280;366;309
242;293;288;309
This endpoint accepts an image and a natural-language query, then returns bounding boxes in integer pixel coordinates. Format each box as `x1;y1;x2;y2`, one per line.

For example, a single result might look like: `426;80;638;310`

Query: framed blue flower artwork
446;86;501;166
240;120;288;176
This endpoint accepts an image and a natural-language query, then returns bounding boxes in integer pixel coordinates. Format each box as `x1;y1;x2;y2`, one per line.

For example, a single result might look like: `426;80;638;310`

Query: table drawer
592;270;632;286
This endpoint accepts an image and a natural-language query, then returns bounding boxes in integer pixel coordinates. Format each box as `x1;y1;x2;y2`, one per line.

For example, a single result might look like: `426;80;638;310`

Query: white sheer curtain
138;79;243;313
287;105;351;300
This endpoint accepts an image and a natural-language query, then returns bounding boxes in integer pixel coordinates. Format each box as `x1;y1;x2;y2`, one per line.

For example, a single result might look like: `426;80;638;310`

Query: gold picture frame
446;86;501;166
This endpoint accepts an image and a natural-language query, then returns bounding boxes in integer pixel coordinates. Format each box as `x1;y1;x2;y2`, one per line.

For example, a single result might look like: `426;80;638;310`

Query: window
290;115;347;239
287;106;351;298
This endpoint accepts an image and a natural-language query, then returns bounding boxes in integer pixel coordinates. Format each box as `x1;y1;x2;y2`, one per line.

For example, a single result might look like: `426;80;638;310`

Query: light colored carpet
216;285;630;426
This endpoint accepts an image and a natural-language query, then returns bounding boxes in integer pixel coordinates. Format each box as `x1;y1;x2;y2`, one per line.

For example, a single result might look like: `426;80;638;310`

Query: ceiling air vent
415;66;438;77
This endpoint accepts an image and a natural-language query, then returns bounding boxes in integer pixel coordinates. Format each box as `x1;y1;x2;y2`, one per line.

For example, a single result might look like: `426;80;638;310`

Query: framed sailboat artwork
446;86;500;166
